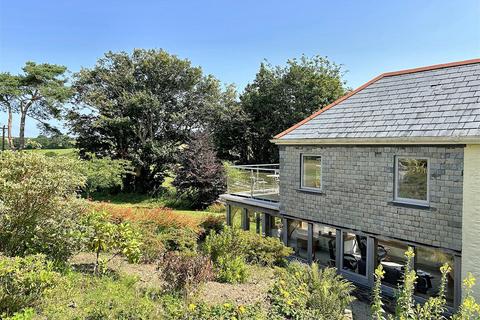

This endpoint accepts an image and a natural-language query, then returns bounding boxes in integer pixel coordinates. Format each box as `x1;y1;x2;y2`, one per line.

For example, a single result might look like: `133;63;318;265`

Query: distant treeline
8;134;75;150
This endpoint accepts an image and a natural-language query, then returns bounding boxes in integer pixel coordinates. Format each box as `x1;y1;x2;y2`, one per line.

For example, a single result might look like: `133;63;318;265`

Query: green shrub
158;251;214;297
138;227;166;263
268;262;354;320
204;226;292;267
37;272;163;319
2;308;36;320
158;227;198;253
0;151;86;262
79;153;132;196
216;255;249;284
80;210;142;274
199;215;225;240
0;255;58;317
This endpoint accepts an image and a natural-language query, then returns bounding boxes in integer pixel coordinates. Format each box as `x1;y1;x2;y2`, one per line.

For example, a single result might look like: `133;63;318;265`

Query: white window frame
300;154;322;191
394;156;430;206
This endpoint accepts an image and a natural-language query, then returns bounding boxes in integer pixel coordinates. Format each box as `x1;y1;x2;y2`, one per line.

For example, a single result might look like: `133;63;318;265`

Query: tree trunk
7;106;13;149
18;112;26;150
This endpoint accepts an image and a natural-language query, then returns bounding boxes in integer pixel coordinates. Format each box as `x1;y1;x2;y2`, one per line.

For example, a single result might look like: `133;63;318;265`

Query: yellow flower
287;299;293;306
238;305;246;314
188;303;196;311
282;291;290;298
223;303;231;308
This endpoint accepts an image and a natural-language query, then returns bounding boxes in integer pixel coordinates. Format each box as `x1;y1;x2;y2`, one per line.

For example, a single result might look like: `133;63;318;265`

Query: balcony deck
222;164;280;213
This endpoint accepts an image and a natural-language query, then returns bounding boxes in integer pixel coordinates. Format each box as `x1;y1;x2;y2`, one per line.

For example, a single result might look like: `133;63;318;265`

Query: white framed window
394;157;429;206
301;154;322;190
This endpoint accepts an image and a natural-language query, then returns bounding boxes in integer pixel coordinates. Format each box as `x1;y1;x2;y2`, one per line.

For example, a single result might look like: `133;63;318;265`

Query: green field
28;148;77;157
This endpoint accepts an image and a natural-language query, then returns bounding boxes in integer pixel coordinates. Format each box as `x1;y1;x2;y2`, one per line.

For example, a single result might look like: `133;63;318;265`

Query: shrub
0;151;86;262
158;251;214;297
38;272;163;319
0;255;58;317
2;308;35;320
216;255;249;284
80;210;142;274
138;227;166;263
79;153;133;196
158;227;198;253
206;202;226;214
91;202;203;232
199;215;225;240
204;226;292;267
173;132;226;209
268;262;354;320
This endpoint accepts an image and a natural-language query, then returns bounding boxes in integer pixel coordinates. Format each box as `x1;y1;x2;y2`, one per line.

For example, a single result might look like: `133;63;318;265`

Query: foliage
206;202;226;214
199;214;225;240
0;62;73;149
69;49;228;193
24;139;43;149
173;132;226;209
204;226;292;267
183;301;265;320
90;202;203;232
26;134;75;149
0;151;86;262
237;55;347;163
216;255;249;284
79;153;133;196
80;210;142;274
371;248;480;320
268;262;354;320
37;272;163;319
158;251;214;297
158;227;198;253
2;308;36;320
0;255;58;317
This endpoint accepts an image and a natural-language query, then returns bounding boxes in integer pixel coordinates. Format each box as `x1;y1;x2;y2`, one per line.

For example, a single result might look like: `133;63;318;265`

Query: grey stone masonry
279;145;464;251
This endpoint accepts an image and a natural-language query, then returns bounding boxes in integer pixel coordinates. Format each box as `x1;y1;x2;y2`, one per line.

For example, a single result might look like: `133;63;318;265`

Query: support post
256;213;261;234
241;208;249;231
262;213;271;236
335;229;342;270
226;204;232;226
307;222;313;264
454;255;462;308
282;217;288;245
367;236;376;287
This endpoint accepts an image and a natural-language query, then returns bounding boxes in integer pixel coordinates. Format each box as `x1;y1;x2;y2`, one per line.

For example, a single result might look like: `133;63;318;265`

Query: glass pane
287;220;309;260
416;247;455;306
313;224;337;267
303;156;321;189
343;232;367;276
397;158;428;201
378;239;411;288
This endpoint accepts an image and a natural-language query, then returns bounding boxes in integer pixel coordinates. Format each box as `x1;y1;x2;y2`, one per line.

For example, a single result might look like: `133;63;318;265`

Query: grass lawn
28;148;77;157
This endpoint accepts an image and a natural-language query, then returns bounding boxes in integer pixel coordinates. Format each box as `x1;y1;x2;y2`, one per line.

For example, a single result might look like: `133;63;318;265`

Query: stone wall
279;145;464;251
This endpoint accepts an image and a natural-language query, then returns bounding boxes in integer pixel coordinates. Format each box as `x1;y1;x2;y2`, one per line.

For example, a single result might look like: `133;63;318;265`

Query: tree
240;55;347;164
0;73;21;149
69;49;225;193
0;62;73;149
173;132;226;209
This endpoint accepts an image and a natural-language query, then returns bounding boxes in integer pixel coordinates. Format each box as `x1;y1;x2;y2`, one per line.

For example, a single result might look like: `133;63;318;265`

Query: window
342;232;367;276
313;224;337;267
301;155;322;190
286;219;309;260
377;239;412;288
395;157;429;205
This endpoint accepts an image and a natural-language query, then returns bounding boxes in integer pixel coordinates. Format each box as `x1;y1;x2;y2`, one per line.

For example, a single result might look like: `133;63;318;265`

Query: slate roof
276;59;480;141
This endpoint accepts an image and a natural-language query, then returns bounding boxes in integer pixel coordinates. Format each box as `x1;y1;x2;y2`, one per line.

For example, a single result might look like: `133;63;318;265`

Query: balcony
225;164;279;203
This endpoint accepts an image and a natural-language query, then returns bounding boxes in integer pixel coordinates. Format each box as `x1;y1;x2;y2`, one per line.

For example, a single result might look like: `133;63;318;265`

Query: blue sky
1;0;479;137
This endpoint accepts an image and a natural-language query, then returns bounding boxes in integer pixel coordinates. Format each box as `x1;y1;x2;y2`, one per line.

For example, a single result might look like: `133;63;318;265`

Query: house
220;58;480;308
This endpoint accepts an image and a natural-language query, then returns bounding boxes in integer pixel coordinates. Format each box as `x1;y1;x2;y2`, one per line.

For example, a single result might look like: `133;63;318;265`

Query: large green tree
239;55;347;164
0;63;72;149
69;49;225;192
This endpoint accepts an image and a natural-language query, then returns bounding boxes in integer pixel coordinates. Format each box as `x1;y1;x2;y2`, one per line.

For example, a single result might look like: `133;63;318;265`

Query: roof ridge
273;58;480;139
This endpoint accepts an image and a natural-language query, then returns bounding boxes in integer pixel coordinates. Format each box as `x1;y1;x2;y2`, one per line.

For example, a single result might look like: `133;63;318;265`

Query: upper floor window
301;155;322;190
394;157;429;205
